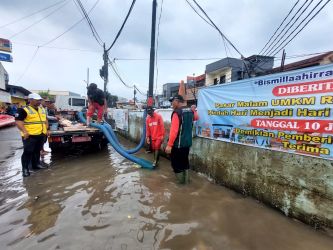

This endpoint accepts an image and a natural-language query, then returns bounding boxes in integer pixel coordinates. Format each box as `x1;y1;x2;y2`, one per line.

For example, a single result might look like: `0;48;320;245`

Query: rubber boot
152;151;159;168
184;169;190;184
175;172;185;184
22;167;30;177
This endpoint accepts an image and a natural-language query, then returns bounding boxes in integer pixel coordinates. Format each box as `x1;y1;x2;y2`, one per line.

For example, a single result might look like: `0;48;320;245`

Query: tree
105;91;118;108
38;90;55;102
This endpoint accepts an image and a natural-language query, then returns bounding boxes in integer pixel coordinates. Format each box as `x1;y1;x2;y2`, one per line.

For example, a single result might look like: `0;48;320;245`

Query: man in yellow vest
15;93;48;177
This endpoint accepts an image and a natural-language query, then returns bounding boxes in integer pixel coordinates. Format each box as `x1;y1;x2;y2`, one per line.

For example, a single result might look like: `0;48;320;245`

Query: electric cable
263;0;315;56
191;0;244;58
108;59;147;96
255;0;330;69
259;0;300;54
0;0;67;29
74;0;103;47
106;0;137;52
15;46;40;84
270;0;331;56
261;0;311;55
9;1;70;39
41;0;100;47
185;0;214;28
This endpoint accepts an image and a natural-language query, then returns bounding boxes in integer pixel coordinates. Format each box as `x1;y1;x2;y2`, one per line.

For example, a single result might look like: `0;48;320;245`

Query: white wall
0;62;6;90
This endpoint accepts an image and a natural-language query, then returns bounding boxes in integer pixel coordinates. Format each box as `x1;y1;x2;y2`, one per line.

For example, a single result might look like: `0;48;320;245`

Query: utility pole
103;43;108;94
134;86;136;108
280;49;286;72
86;68;89;87
147;0;157;107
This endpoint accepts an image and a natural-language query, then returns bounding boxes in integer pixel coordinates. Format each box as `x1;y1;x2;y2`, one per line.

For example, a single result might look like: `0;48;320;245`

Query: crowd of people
0;103;19;116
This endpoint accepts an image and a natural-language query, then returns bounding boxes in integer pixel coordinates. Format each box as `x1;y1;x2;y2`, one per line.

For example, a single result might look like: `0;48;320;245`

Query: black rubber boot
22;168;30;177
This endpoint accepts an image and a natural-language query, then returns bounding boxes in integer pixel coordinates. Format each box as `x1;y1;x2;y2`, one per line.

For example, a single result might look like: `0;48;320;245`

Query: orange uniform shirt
146;112;165;141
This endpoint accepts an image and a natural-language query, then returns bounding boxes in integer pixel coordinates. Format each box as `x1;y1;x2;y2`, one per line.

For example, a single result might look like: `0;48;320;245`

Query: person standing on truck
86;83;107;126
15;93;48;177
145;107;165;167
165;94;198;184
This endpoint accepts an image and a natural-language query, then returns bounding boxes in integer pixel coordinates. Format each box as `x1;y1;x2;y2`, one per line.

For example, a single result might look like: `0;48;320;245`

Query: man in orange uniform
146;107;165;168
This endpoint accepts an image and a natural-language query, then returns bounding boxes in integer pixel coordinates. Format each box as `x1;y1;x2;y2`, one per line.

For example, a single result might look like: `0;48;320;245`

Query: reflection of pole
147;0;157;107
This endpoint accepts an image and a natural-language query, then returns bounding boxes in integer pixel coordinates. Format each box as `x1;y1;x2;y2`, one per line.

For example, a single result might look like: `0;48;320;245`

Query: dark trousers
170;147;190;173
21;135;45;170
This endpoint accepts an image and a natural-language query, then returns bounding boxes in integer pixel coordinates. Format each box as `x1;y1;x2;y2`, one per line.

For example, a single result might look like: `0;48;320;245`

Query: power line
15;47;40;84
13;41;100;53
191;0;244;58
108;59;146;96
0;0;67;29
106;0;137;52
41;0;100;47
114;57;224;61
185;0;235;62
270;0;331;56
261;0;312;55
184;0;214;28
9;1;70;39
74;0;103;47
263;0;315;56
259;0;300;54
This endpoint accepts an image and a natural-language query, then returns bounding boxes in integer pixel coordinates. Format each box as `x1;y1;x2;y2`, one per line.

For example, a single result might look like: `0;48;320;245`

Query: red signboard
0;38;12;53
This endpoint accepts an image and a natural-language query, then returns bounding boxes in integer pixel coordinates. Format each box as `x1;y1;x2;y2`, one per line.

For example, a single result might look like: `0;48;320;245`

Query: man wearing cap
15;93;48;177
146;107;165;167
165;94;198;184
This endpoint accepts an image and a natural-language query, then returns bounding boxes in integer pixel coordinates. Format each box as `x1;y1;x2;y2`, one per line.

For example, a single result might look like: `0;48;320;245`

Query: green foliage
38;90;55;102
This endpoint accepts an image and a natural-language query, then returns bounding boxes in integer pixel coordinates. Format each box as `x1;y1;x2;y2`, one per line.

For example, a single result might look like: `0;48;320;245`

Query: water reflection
0;132;332;250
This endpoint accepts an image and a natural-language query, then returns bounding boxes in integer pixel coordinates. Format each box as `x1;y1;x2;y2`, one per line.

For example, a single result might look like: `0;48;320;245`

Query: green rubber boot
175;172;185;184
184;169;190;184
152;151;159;168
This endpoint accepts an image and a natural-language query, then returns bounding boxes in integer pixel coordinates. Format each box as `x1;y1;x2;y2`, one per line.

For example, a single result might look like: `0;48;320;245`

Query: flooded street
0;126;332;250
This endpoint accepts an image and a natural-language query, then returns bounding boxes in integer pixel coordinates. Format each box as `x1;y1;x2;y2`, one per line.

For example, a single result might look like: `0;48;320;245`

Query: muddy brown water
0;127;332;250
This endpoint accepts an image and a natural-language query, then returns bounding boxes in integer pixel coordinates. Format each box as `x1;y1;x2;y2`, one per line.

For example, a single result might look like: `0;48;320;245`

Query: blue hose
78;112;153;169
103;110;147;154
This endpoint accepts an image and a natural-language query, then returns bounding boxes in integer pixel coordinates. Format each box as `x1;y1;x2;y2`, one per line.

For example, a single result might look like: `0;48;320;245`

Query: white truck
55;95;87;112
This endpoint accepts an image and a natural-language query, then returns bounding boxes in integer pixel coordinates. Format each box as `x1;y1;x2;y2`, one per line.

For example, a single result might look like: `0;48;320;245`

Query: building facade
205;55;274;86
0;62;10;104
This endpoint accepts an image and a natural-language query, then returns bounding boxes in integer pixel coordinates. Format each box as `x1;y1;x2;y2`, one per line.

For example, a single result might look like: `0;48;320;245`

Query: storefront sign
0;53;13;62
0;38;12;53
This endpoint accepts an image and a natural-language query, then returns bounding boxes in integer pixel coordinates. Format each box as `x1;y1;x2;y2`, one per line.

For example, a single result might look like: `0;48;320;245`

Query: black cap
147;107;154;114
169;94;184;103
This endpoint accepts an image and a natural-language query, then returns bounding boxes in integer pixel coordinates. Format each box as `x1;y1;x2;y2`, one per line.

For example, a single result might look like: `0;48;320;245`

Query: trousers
21;135;45;170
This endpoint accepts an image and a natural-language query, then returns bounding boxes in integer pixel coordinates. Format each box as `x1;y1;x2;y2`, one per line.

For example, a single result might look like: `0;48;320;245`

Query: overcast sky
0;0;332;99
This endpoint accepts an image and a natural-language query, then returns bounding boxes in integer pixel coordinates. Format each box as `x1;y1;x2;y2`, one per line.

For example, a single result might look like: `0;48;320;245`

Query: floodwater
0;127;332;250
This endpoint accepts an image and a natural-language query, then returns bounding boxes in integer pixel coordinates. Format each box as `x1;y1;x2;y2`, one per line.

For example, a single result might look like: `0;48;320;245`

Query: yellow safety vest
22;106;47;136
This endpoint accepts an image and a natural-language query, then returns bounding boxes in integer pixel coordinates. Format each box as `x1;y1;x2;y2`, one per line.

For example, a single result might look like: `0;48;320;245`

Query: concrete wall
123;110;333;230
